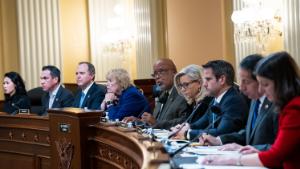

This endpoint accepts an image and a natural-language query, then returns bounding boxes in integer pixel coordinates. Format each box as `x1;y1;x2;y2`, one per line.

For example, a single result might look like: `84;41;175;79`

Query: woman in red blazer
202;51;300;169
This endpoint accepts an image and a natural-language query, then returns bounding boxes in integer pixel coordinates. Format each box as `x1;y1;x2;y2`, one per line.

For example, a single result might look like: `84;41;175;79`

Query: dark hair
42;65;61;83
202;60;235;85
255;51;300;110
4;72;27;99
240;54;263;80
79;62;95;80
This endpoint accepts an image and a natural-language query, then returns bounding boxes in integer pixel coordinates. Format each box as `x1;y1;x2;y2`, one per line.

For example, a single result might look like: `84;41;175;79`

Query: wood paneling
0;113;50;169
0;108;169;169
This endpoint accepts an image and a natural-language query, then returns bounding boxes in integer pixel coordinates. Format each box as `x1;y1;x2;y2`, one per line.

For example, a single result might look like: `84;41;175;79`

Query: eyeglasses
40;76;51;81
151;69;170;78
178;80;198;90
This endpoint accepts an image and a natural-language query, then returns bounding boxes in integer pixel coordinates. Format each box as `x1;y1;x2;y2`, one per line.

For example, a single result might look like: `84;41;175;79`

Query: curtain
88;0;166;81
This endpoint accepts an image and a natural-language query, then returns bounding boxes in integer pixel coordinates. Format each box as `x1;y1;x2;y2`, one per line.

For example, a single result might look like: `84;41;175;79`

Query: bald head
154;58;177;73
152;58;177;91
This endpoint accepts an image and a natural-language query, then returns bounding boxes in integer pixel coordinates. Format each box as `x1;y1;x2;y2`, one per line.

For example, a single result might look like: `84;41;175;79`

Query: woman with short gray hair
100;68;151;121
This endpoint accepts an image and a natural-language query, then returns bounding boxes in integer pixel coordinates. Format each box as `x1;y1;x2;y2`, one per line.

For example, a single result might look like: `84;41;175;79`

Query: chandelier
231;0;282;48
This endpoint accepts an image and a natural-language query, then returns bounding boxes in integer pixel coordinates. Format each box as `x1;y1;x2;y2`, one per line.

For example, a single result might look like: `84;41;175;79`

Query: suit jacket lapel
159;89;177;119
249;99;271;142
52;86;62;108
82;83;94;107
246;101;255;144
153;102;162;119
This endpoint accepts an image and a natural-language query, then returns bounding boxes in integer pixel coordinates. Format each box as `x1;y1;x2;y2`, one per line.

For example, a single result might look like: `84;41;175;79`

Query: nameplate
18;109;30;114
100;117;108;123
59;123;71;133
119;122;128;128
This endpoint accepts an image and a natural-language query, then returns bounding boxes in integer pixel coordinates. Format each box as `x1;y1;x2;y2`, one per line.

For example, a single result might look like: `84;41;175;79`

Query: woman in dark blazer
100;68;150;121
169;64;213;139
2;72;30;114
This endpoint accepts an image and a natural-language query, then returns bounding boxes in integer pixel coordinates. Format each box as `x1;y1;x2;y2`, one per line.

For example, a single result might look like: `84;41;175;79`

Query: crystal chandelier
231;0;282;48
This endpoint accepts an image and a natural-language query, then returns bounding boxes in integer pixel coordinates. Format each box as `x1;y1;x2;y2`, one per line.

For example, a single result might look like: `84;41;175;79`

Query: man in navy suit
199;54;278;151
173;60;248;140
72;62;106;109
40;65;74;115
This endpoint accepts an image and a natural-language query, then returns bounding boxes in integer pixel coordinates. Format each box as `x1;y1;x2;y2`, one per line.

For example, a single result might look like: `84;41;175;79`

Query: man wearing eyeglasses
123;58;189;129
173;60;248;140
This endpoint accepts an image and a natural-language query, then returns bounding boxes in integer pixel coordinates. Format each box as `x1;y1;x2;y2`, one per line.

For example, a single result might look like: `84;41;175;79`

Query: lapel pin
55;98;59;101
265;104;269;109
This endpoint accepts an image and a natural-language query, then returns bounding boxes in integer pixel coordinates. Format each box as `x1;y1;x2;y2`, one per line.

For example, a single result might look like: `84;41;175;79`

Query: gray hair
106;68;131;90
174;64;206;104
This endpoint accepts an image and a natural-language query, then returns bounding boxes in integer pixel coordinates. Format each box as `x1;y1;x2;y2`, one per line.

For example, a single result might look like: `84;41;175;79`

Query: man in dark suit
123;59;189;129
72;62;106;109
174;60;248;140
199;54;278;151
40;65;74;115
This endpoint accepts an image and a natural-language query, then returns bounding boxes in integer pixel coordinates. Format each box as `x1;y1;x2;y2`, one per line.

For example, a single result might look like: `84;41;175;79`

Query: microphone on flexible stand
169;105;223;158
167;102;203;139
10;97;29;115
167;98;214;139
11;102;21;115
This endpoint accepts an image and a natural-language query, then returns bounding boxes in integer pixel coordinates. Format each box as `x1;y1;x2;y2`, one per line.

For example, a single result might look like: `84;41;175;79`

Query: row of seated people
124;53;299;169
2;51;299;169
2;62;150;120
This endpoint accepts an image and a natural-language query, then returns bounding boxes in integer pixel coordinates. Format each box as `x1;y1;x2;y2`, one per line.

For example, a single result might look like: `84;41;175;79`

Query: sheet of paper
178;156;267;169
184;146;240;155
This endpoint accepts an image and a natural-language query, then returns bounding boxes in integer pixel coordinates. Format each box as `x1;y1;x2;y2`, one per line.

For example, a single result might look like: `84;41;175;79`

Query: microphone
11;101;22;115
167;102;203;139
10;97;30;115
169;105;223;157
167;97;212;139
152;84;162;98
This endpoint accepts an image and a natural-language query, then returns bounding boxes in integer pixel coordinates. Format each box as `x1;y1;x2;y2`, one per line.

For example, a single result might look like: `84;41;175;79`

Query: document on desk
177;146;267;169
179;163;267;169
185;146;240;155
177;156;267;169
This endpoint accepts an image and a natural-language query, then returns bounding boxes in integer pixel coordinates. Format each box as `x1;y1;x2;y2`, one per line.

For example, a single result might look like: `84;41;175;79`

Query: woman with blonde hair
170;64;213;139
100;68;150;121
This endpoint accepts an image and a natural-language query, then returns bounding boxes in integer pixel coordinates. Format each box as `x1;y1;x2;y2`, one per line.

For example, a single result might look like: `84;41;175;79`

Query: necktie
79;92;85;108
251;99;261;130
211;100;218;128
158;91;169;104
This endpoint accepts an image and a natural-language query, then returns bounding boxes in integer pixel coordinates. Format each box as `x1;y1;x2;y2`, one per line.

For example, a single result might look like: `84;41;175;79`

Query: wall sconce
231;0;282;49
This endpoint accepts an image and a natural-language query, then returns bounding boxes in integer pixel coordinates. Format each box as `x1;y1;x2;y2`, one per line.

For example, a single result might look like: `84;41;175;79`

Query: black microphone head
210;105;222;115
152;85;162;98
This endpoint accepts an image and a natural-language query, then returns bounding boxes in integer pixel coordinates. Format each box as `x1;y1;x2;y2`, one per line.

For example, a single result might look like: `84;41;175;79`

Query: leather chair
27;87;45;115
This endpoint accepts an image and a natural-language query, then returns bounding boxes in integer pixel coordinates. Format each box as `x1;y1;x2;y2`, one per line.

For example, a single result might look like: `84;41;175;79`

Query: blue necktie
79;92;85;108
251;99;261;130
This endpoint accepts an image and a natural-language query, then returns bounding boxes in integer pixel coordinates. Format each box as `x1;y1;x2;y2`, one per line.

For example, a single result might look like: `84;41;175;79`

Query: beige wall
60;0;90;83
0;0;19;100
166;0;235;71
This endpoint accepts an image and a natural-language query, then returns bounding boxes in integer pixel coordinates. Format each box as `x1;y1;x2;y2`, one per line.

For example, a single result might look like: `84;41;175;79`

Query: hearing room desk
0;109;169;169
